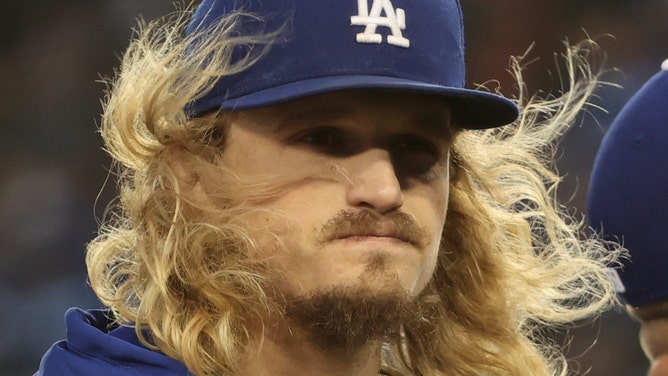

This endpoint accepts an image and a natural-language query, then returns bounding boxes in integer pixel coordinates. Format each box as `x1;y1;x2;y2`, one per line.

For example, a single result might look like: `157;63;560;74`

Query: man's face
630;300;668;376
220;90;452;301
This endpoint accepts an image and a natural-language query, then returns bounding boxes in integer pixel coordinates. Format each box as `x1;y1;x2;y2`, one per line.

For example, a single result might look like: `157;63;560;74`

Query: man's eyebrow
273;108;350;132
272;106;453;138
634;301;668;321
410;113;453;139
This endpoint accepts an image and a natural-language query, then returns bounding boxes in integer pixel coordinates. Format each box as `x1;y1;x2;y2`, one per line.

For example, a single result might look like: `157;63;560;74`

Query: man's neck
243;320;383;376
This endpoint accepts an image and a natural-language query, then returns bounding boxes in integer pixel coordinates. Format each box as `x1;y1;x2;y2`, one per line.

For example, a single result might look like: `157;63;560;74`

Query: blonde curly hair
87;7;622;376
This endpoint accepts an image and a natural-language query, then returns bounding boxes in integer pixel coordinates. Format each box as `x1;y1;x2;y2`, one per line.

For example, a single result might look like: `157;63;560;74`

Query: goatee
281;286;419;351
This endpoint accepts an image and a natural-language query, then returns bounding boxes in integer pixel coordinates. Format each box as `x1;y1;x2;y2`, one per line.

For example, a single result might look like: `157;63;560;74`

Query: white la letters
350;0;410;48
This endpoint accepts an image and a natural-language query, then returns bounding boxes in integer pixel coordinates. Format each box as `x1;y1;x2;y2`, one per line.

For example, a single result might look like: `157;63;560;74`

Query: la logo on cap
351;0;410;48
605;268;626;294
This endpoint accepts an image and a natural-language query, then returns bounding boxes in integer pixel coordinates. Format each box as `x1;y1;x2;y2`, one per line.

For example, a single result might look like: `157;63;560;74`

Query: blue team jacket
35;308;192;375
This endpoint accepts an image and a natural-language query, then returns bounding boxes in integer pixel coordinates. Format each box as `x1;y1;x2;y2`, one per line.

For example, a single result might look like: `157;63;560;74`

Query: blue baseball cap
587;59;668;307
185;0;519;129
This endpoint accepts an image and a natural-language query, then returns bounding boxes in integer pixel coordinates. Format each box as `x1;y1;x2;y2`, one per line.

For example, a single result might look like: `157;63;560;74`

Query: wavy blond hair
87;6;622;376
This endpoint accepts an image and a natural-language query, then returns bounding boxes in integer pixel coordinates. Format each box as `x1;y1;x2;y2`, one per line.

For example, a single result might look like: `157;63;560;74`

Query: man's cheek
650;354;668;376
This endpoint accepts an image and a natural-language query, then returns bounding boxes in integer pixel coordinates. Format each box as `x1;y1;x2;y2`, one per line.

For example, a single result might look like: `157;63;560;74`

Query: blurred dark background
1;1;665;375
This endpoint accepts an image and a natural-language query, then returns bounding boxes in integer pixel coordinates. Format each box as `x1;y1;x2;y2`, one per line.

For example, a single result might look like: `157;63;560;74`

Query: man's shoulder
35;308;192;376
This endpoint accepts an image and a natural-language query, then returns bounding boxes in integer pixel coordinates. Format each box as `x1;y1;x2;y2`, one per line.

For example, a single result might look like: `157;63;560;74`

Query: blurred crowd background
1;1;665;375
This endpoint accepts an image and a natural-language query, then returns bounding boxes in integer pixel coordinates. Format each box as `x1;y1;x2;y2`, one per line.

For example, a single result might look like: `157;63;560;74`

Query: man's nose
345;149;404;214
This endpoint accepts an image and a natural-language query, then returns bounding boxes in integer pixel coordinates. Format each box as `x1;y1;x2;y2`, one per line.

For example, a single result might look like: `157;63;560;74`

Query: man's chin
280;285;418;350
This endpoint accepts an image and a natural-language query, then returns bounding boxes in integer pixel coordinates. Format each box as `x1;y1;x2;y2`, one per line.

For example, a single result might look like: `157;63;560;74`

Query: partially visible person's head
629;299;668;376
86;0;620;375
588;59;668;375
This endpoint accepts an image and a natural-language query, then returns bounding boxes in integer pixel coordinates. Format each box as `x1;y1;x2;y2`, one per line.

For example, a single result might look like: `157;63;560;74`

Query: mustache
318;210;429;249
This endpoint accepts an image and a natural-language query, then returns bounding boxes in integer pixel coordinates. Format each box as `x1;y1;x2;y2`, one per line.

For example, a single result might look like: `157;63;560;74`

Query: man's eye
295;127;347;148
390;134;442;175
391;134;438;156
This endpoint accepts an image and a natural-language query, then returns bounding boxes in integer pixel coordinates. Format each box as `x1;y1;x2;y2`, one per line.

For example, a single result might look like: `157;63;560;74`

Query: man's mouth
334;225;412;244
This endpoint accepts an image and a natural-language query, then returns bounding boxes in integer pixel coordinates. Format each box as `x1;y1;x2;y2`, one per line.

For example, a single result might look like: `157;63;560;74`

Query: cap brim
196;75;519;129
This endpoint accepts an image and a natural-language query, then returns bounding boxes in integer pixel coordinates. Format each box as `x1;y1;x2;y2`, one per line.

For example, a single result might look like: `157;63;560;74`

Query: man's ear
164;146;212;207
